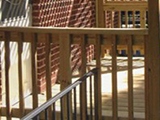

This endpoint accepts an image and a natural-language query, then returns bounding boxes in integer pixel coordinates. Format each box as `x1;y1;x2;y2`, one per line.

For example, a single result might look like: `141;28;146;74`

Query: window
1;0;26;21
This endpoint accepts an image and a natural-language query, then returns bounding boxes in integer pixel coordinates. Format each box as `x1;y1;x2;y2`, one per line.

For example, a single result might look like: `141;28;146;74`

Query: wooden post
147;0;160;120
96;0;105;27
59;34;72;120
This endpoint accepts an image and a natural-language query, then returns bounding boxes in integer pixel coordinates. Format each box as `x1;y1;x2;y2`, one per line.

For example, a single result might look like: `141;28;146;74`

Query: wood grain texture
18;33;25;118
31;33;38;109
112;35;118;120
147;0;160;119
80;35;87;120
59;34;72;120
5;32;11;120
128;36;134;120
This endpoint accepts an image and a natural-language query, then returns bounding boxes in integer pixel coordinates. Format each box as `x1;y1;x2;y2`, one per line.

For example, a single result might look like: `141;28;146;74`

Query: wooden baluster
140;10;146;28
80;35;87;120
111;11;114;28
132;11;135;28
31;33;38;109
128;36;134;120
45;34;52;119
95;35;102;120
118;11;121;28
5;32;11;120
59;34;72;120
112;35;118;120
18;33;25;118
125;11;128;28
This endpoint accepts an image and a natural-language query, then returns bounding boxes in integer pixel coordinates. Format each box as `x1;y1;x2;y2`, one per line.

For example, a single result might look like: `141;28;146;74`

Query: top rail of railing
0;27;148;35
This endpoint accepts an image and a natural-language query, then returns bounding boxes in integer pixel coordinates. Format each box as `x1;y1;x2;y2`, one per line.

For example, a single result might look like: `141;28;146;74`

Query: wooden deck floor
1;57;145;120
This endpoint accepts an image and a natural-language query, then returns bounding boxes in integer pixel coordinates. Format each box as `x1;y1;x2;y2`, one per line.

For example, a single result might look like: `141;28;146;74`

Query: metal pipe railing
21;68;99;120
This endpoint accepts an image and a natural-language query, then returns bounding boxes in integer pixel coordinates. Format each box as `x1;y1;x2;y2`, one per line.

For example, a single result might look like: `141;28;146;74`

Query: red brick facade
32;0;96;93
105;11;119;28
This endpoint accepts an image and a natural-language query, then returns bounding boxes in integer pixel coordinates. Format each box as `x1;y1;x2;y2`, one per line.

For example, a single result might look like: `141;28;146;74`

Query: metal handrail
21;68;98;120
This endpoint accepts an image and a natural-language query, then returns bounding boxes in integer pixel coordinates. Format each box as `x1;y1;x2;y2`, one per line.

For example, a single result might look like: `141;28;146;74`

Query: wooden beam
147;0;160;120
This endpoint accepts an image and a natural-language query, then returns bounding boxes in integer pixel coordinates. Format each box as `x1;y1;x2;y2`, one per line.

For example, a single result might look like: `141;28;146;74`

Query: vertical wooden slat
59;34;72;120
45;34;52;100
45;34;52;119
118;11;121;28
95;35;102;120
125;11;128;28
80;35;87;120
5;32;11;120
112;35;118;120
140;10;146;28
128;36;134;120
18;33;25;118
132;11;135;28
31;33;38;109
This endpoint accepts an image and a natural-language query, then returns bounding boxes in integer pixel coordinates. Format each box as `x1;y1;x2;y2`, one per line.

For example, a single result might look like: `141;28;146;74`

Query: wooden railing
103;1;148;28
0;27;148;120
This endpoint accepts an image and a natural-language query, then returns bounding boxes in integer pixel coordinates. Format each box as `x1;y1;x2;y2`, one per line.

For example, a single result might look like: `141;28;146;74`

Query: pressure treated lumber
147;0;160;120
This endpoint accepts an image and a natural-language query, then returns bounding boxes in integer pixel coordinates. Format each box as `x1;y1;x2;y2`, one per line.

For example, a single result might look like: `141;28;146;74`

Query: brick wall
32;0;95;93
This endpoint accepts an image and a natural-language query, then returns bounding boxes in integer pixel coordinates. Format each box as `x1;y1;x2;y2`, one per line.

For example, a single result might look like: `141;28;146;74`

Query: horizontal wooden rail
104;1;148;11
0;27;148;34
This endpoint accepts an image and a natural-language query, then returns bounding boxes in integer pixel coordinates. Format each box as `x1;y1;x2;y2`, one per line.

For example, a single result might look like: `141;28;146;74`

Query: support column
147;0;160;120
